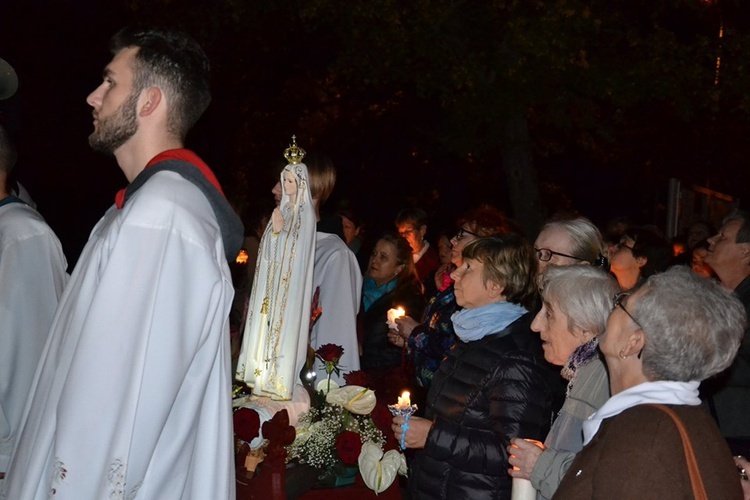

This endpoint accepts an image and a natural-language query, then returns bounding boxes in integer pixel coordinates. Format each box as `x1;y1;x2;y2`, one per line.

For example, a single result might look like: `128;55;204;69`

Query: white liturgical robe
0;200;67;476
311;232;362;385
3;169;236;499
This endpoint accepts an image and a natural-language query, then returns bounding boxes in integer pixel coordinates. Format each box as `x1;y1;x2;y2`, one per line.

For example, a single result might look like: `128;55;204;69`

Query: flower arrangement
286;383;384;470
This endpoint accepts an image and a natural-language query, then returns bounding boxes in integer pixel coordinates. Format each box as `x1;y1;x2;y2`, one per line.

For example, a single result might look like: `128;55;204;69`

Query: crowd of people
1;24;750;500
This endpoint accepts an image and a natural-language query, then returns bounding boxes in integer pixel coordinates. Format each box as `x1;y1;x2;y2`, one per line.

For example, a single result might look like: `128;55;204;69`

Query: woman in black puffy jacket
393;235;563;500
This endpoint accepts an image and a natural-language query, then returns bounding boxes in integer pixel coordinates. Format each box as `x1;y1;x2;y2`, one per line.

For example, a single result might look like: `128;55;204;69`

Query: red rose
233;408;261;443
316;343;345;363
343;370;370;388
335;431;363;465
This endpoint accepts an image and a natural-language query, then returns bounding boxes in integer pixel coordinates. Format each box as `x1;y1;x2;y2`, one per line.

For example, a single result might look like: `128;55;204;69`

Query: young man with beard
3;27;243;499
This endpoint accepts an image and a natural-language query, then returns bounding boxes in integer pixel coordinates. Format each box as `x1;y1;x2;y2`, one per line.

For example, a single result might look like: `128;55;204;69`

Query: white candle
511;478;536;500
510;439;545;500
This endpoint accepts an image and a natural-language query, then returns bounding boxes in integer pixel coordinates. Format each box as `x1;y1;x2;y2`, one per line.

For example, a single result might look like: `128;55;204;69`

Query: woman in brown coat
554;266;746;499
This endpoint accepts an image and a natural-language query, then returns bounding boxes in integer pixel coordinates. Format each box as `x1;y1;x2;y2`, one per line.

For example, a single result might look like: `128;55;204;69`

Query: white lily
326;385;377;415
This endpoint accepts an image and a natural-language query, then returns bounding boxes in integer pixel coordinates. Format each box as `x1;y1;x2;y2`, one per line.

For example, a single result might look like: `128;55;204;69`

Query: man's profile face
86;47;140;155
705;219;748;274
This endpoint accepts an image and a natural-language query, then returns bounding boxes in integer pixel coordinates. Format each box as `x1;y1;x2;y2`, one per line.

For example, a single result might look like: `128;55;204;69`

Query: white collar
582;380;700;445
413;240;430;262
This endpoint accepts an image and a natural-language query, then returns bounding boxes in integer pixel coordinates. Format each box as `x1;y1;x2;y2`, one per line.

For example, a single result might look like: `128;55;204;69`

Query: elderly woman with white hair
508;265;619;499
553;266;746;498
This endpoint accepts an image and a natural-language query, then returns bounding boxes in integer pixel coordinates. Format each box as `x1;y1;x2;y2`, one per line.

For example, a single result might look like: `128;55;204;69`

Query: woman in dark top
359;233;426;402
388;205;516;392
392;236;561;500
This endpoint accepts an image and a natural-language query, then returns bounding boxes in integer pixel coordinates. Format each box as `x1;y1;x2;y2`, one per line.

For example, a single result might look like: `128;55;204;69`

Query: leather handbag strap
648;404;708;500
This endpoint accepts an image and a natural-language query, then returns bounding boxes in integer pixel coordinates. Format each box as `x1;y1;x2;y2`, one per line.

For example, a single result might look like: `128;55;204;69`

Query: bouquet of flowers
286;382;384;471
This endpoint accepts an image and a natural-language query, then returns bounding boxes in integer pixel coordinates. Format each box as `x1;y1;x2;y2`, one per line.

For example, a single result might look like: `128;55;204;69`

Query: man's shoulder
315;231;354;259
0;201;55;238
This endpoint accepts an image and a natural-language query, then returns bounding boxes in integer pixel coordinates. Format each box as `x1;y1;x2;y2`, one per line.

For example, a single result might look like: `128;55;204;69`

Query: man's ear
740;243;750;264
139;87;162;117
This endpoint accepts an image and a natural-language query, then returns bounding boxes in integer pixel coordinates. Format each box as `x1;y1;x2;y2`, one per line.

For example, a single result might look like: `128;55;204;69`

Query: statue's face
283;170;297;196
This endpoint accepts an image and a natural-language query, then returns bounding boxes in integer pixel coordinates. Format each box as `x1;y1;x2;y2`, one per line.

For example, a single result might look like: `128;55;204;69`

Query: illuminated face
449;226;479;266
86;47;140;155
534;226;579;274
451;257;500;309
283;170;298;197
531;300;590;366
705;220;748;277
368;240;404;286
397;221;425;253
609;236;642;281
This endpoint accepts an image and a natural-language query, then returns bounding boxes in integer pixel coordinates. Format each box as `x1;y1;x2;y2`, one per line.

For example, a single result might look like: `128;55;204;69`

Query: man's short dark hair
0;123;17;176
395;207;428;228
110;26;211;141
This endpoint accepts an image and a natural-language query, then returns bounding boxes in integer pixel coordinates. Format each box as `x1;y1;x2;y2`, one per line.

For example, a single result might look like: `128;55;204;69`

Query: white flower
358;442;407;493
326;386;377;415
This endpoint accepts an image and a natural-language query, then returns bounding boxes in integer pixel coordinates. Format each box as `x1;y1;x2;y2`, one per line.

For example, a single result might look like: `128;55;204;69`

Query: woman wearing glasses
608;225;671;290
533;218;606;275
392;236;561;500
553;266;744;498
508;265;617;498
387;205;515;394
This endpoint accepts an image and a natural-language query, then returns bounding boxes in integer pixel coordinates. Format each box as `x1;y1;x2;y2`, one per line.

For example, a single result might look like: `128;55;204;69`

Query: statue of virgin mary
236;138;316;400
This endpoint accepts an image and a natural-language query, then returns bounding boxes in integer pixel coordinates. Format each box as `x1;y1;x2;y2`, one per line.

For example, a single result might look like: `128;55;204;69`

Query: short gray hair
634;266;746;382
542;218;604;264
540;265;619;336
723;210;750;244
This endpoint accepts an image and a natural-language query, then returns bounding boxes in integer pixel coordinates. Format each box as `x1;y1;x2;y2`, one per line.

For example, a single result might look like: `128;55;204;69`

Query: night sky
2;1;749;267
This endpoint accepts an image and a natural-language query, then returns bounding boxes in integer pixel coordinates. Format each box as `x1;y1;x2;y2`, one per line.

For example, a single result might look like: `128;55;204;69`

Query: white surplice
3;171;236;499
311;232;362;385
236;163;316;400
0;201;68;476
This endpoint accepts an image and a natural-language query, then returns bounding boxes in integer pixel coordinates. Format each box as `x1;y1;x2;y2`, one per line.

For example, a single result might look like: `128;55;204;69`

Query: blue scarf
362;277;397;311
451;301;527;342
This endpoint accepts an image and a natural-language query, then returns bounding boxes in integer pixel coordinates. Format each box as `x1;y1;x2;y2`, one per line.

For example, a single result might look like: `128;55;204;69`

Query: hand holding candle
508;438;546;500
388;390;418;450
386;307;406;329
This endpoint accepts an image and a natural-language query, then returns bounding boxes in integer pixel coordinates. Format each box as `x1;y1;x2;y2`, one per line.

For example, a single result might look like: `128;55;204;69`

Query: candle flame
235;249;249;264
397;391;411;407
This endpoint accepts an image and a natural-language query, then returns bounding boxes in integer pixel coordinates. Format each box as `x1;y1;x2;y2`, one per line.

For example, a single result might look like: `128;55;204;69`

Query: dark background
2;0;750;268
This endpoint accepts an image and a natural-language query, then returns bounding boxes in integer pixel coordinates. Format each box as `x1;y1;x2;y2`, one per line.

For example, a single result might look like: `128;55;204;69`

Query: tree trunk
501;111;546;238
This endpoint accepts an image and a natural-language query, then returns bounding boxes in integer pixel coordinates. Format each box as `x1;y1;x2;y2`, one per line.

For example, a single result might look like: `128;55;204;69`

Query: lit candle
386;307;406;328
397;391;411;409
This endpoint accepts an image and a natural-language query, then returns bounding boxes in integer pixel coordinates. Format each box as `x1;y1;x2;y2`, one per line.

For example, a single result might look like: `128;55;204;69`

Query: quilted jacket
408;312;563;500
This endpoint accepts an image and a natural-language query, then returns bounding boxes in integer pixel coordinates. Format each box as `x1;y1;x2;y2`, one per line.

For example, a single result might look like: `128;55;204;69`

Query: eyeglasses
534;247;585;263
616;241;635;251
613;292;641;328
452;227;480;241
398;228;417;238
